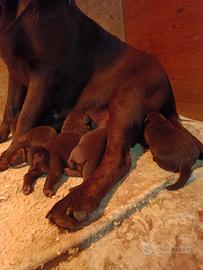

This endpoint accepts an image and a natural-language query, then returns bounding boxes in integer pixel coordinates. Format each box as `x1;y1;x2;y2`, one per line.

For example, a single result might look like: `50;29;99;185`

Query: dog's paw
46;184;95;231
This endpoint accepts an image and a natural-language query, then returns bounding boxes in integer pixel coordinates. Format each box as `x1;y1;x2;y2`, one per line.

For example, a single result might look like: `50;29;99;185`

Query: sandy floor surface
0;118;202;270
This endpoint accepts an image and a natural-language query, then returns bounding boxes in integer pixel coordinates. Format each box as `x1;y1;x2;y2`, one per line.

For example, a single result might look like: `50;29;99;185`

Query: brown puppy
144;112;203;190
66;109;109;180
22;111;91;197
0;125;57;171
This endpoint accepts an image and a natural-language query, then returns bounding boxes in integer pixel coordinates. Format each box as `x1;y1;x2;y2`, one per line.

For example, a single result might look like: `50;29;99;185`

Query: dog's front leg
0;75;26;142
46;86;143;230
14;73;52;139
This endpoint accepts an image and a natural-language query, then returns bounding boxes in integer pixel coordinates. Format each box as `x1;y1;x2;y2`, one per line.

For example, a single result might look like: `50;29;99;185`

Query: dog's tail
166;160;192;191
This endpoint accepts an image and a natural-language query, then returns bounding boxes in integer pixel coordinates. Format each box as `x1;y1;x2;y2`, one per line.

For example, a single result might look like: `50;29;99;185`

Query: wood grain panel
76;0;124;39
123;0;203;120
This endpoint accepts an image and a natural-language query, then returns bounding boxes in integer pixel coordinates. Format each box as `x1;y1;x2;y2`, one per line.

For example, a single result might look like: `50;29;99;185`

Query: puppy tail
166;160;192;191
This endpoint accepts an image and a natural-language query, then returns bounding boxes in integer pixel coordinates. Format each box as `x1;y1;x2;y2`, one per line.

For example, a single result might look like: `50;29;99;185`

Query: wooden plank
77;0;124;40
123;0;203;120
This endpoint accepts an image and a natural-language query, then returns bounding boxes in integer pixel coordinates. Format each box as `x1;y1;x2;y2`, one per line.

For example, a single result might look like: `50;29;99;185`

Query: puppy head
32;151;48;169
0;1;35;30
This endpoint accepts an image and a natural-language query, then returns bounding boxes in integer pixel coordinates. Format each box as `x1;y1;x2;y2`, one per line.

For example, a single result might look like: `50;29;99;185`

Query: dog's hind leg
166;160;192;190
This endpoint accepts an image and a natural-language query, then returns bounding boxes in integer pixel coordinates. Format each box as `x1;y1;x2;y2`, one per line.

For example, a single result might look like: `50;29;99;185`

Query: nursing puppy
66;110;109;180
22;112;91;197
144;112;203;190
0;125;57;171
0;107;65;172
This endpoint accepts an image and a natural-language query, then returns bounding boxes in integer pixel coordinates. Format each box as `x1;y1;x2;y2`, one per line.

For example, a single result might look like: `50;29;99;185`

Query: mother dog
0;0;180;230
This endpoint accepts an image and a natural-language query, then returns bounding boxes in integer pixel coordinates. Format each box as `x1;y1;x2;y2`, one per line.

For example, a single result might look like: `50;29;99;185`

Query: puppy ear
27;146;50;169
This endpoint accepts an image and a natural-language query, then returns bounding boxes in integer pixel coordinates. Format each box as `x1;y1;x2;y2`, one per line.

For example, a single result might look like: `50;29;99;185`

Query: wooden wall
123;0;203;120
77;0;124;40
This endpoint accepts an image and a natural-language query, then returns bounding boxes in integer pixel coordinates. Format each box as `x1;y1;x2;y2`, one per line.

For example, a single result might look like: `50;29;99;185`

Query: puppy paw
22;185;33;195
43;188;54;198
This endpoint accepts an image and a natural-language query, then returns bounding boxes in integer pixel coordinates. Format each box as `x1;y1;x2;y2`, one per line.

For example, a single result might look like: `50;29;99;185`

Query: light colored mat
0;118;202;270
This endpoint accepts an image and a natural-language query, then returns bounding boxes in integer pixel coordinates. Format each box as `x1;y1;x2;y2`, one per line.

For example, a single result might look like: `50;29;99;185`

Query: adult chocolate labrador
0;0;181;230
